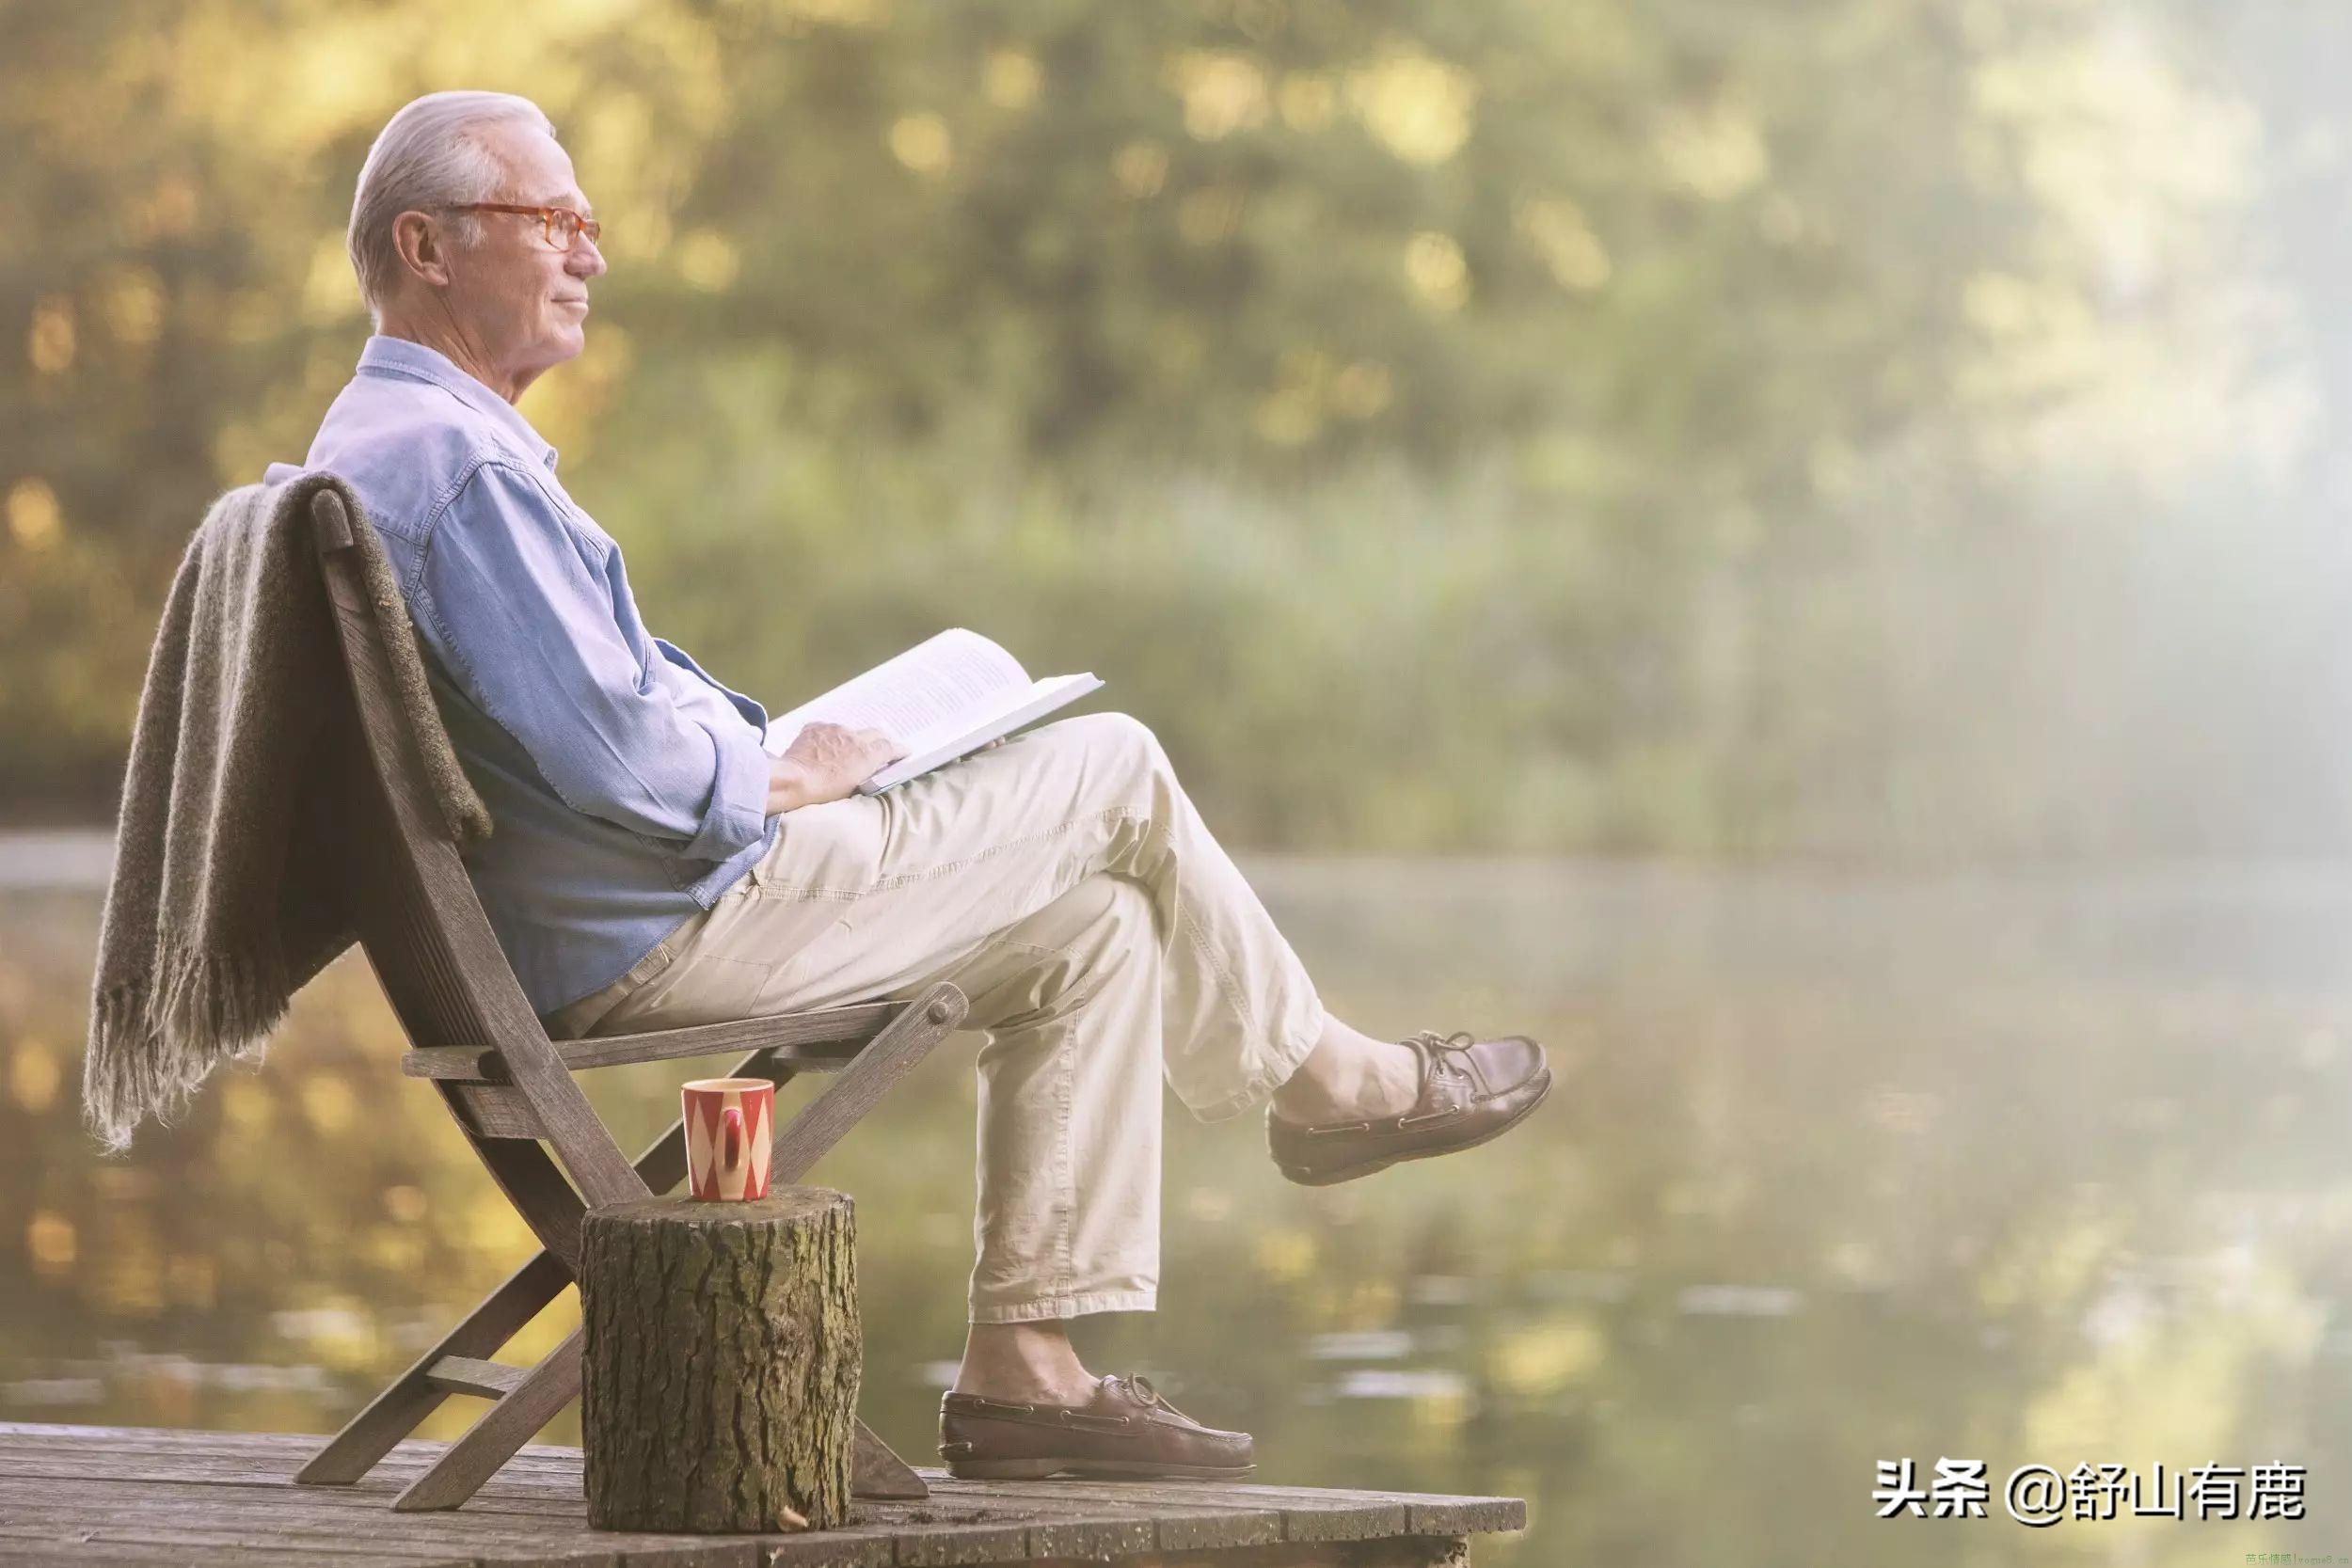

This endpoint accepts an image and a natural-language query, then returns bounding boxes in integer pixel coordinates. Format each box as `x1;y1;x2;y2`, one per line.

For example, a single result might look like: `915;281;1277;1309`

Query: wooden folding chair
290;488;967;1512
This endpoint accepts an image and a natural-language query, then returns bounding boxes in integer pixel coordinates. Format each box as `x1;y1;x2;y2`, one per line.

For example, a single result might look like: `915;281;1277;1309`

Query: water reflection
7;850;2352;1561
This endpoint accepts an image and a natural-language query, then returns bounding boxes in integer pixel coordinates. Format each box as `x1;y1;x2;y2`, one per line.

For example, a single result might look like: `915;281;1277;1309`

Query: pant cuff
969;1290;1158;1324
1181;991;1328;1124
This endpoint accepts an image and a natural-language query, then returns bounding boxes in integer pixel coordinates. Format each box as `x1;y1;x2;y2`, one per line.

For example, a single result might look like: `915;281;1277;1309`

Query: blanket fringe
82;950;294;1156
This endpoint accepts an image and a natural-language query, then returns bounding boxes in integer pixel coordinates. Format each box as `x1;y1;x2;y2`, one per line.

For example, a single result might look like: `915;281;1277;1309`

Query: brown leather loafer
939;1372;1253;1481
1267;1031;1550;1186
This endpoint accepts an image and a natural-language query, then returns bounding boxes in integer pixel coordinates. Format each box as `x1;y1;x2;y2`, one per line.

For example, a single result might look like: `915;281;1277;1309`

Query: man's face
438;122;605;384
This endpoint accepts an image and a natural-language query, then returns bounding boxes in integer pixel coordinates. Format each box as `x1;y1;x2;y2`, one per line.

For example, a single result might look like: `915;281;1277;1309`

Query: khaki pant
545;711;1327;1323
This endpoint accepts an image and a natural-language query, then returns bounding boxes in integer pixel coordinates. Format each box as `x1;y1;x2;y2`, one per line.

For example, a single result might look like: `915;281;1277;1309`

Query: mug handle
722;1104;743;1177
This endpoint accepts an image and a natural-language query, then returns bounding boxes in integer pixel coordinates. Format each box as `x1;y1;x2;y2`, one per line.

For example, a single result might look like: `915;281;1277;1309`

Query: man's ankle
952;1365;1100;1405
955;1323;1099;1406
1271;1036;1413;1124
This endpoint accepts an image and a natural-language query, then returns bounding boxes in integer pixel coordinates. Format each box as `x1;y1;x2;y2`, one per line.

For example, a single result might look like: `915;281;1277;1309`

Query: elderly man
272;90;1549;1481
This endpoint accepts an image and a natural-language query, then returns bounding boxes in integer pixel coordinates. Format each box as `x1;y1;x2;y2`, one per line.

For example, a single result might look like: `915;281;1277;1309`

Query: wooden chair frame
290;490;966;1512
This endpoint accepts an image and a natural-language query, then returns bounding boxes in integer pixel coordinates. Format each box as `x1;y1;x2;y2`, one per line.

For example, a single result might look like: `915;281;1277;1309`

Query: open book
761;629;1104;795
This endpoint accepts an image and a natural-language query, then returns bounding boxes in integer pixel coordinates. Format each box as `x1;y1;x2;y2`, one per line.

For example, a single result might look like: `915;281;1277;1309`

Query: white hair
347;90;557;325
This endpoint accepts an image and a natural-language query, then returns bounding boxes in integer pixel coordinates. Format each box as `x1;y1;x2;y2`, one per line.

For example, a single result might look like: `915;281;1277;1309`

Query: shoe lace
1113;1372;1182;1418
1403;1030;1478;1103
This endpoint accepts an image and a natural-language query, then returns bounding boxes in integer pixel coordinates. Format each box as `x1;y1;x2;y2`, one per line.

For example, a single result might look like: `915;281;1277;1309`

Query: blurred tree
0;0;2250;852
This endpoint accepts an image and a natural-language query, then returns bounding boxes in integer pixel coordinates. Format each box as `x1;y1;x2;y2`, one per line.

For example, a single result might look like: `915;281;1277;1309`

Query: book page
860;673;1104;793
763;628;1028;756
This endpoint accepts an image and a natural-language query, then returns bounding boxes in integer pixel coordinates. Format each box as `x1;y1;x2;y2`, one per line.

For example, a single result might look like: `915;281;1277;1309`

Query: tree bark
580;1189;860;1532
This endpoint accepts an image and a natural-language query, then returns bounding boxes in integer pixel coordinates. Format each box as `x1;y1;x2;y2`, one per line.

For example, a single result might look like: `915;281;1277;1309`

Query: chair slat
446;1084;547;1141
400;1004;898;1082
421;1357;526;1400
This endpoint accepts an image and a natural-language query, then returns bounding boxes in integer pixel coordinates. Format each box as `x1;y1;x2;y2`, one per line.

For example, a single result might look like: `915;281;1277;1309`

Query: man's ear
391;210;454;289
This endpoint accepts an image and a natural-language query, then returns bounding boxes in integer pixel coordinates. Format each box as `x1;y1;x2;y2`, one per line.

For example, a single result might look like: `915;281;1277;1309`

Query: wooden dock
0;1424;1523;1566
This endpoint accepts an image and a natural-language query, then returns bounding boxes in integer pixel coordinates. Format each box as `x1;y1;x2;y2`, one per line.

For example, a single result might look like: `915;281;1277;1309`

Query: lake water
6;839;2350;1564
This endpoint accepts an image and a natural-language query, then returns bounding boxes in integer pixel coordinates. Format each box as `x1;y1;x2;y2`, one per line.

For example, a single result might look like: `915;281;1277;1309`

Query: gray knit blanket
82;471;491;1153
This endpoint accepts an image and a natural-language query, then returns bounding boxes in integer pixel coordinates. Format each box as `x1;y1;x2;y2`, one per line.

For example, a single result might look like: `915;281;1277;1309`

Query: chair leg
298;1126;596;1487
391;1335;584;1511
295;1250;569;1486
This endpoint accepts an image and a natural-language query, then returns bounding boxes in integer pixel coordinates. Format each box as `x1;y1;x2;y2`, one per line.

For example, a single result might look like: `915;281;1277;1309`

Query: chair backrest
308;487;644;1202
307;489;543;1059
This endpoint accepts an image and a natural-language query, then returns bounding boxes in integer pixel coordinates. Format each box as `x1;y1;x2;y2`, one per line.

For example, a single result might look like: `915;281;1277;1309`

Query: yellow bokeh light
7;479;62;551
1113;141;1168;199
9;1038;60;1113
675;229;741;293
467;1192;537;1256
1404;230;1469;310
364;1227;426;1275
984;47;1042;110
134;175;199;243
221;1076;273;1133
27;296;75;374
98;267;165;347
1515;196;1612;293
1491;1318;1605;1395
1253;1227;1316;1283
303;1075;357;1134
1168;50;1270;142
1654;103;1771;200
302;235;359;325
27;1210;75;1275
1346;47;1477;166
889;112;953;175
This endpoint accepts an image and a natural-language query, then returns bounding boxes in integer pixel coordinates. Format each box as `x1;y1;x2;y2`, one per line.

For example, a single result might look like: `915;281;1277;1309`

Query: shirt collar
356;334;561;471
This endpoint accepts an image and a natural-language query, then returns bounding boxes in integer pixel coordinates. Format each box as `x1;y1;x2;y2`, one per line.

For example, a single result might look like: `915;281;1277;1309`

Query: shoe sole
945;1457;1256;1481
1276;1067;1552;1187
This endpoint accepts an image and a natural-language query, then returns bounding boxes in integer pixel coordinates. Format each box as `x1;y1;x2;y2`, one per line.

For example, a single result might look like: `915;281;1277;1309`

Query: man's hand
768;723;900;815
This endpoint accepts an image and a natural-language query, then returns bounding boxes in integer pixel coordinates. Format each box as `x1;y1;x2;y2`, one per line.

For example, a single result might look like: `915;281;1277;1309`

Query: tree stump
580;1189;861;1532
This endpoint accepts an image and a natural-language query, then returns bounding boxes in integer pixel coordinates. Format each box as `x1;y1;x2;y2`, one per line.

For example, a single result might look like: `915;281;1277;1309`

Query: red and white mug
681;1077;774;1200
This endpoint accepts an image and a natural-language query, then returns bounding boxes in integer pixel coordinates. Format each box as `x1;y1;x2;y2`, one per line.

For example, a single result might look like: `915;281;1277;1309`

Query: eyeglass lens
548;210;600;249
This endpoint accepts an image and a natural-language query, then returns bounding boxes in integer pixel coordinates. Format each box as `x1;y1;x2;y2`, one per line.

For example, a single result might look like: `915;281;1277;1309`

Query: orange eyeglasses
444;202;602;251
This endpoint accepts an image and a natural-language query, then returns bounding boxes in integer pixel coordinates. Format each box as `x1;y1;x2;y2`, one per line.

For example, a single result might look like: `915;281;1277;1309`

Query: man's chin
541;326;589;363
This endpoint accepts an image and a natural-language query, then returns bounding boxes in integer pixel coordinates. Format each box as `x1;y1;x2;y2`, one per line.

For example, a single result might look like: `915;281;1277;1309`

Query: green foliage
0;0;2272;851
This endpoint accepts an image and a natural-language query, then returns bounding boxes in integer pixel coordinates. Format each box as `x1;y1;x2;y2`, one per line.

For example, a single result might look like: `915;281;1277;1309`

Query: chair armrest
403;1001;905;1082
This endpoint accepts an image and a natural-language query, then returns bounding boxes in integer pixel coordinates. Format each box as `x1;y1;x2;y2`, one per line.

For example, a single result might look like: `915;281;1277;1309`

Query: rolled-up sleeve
419;461;771;862
653;636;770;733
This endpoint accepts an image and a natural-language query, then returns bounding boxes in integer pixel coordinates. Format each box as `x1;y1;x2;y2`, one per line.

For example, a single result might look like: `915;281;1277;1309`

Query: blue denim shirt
265;335;777;1019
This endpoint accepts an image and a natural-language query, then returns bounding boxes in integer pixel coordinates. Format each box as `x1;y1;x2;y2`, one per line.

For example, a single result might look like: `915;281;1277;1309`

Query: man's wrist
767;757;809;816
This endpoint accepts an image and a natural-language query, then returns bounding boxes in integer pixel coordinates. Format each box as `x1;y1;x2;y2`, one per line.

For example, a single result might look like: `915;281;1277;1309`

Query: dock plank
0;1495;669;1564
0;1546;469;1568
0;1423;1522;1566
927;1478;1286;1550
0;1526;472;1562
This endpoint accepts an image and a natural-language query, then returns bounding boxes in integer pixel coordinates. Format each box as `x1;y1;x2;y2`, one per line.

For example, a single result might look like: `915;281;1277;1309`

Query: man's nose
570;237;608;279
